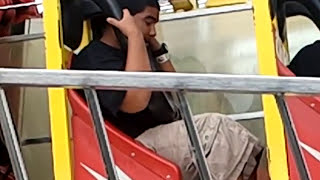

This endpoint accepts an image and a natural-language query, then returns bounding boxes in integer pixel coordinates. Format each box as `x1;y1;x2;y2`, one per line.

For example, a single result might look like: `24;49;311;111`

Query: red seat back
67;89;182;180
277;61;320;180
0;166;14;180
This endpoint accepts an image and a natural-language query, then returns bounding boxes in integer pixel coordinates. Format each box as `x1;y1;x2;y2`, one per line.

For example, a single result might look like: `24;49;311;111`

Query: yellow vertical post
252;0;289;180
43;0;72;179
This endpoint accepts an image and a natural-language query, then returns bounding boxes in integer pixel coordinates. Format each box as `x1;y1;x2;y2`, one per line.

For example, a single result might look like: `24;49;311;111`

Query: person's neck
100;27;121;49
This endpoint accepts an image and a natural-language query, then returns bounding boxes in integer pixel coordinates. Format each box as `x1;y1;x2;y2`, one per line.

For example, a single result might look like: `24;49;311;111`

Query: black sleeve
97;89;126;117
71;41;128;117
92;55;127;117
288;40;320;77
72;44;126;118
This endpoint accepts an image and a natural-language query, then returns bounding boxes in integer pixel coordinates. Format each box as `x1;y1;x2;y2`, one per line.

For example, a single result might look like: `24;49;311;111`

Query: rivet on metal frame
130;152;136;157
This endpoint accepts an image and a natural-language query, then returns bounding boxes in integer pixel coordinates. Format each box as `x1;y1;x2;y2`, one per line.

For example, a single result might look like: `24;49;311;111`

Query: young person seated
71;0;265;179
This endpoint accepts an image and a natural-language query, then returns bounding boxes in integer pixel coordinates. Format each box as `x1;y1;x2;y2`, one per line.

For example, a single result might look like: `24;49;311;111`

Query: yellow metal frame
43;0;73;179
252;0;289;179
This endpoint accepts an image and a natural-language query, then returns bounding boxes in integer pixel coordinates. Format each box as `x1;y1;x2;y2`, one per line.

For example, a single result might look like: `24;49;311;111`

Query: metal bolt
130;152;136;157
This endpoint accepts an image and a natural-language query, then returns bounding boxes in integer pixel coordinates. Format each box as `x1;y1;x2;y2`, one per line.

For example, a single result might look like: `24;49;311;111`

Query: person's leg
136;113;264;180
250;149;270;180
200;113;263;180
136;117;202;179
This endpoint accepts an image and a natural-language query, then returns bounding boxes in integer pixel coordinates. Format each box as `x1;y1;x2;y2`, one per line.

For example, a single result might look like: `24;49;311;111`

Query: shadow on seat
67;88;181;180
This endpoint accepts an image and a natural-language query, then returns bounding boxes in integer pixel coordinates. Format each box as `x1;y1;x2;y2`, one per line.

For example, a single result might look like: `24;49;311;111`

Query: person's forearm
120;32;152;113
125;32;151;71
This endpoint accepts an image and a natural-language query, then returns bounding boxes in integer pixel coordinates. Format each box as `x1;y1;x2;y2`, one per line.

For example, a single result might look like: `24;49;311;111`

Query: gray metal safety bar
0;68;320;94
0;68;316;180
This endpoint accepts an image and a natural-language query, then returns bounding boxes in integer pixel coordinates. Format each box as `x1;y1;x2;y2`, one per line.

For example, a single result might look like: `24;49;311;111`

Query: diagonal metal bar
84;88;119;180
0;88;28;180
177;91;212;180
0;33;44;44
275;94;311;180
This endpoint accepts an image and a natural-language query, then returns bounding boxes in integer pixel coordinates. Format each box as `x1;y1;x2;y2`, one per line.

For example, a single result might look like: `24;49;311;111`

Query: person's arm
148;38;176;72
107;9;152;113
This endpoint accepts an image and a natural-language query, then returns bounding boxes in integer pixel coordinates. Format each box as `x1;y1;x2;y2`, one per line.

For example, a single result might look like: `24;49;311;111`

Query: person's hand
107;9;141;37
148;37;162;51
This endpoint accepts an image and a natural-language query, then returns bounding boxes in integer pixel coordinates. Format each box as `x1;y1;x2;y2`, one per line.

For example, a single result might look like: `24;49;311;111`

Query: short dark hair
91;0;160;39
119;0;160;15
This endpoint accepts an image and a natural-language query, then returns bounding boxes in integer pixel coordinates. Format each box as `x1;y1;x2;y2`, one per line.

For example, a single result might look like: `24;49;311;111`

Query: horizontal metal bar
0;33;45;44
160;3;252;22
228;111;264;121
0;68;320;95
21;137;51;146
0;2;42;10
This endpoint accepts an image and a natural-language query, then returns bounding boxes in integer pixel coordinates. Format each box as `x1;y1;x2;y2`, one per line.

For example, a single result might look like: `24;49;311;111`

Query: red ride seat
0;165;14;180
67;89;182;180
0;0;39;37
277;60;320;180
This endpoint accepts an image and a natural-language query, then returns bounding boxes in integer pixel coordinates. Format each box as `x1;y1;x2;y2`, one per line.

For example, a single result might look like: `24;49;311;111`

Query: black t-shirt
288;40;320;77
71;40;173;138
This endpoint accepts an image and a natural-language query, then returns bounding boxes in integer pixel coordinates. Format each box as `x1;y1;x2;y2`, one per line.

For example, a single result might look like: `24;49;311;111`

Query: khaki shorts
136;113;263;180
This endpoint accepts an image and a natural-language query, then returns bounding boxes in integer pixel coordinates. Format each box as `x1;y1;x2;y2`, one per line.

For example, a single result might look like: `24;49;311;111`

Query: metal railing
1;68;320;94
0;89;28;180
0;33;45;44
0;69;316;180
160;2;252;22
0;2;252;45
